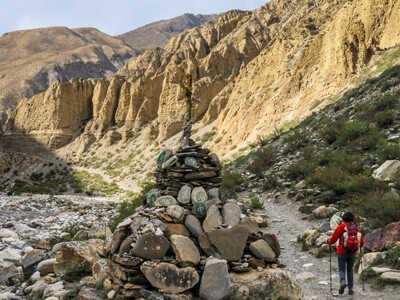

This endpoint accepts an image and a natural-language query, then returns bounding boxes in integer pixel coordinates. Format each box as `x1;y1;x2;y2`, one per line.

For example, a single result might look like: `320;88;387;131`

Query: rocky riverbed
1;193;399;300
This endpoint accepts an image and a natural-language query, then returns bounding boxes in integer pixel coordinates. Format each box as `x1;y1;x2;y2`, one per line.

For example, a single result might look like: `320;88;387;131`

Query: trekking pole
329;245;333;297
360;247;365;291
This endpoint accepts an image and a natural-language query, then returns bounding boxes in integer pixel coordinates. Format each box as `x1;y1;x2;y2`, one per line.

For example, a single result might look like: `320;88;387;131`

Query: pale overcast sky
0;0;267;36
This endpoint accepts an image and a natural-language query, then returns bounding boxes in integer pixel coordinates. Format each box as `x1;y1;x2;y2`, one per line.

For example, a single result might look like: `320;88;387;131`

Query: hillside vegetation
227;64;400;230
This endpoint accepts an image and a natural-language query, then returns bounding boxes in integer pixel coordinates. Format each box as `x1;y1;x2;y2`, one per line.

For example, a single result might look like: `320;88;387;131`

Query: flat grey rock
222;203;241;227
185;214;204;238
132;233;171;260
200;258;231;300
249;239;276;261
170;235;200;266
141;262;199;294
203;205;223;233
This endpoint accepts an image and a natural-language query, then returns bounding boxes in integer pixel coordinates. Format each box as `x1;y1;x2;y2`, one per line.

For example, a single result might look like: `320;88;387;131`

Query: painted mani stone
157;149;173;167
177;185;192;205
192;202;207;219
154;196;178;207
185;156;198;168
161;156;178;169
191;187;208;205
147;189;161;207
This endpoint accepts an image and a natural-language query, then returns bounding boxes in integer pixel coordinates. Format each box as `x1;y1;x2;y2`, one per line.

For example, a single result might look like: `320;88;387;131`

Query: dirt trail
256;193;400;300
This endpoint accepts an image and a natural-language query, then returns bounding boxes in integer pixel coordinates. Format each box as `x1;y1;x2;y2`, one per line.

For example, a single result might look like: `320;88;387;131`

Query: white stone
24;246;34;254
0;248;22;266
0;229;19;240
373;160;400;181
302;263;314;268
107;290;116;299
295;272;316;281
117;218;132;228
30;271;41;283
380;271;400;282
43;281;64;298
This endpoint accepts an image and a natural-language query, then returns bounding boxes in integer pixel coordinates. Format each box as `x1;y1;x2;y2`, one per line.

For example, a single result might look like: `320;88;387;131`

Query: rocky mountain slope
117;13;217;54
1;0;400;190
0;27;137;118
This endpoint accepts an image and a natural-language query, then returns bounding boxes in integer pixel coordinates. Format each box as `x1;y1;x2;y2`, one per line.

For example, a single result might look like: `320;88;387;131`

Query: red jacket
327;222;364;254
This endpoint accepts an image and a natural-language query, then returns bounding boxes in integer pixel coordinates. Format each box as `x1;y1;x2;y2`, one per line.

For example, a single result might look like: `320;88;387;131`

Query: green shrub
375;110;396;128
250;197;264;210
109;194;143;232
283;130;310;153
377;141;400;162
335;121;370;146
262;174;280;191
350;192;400;229
222;170;245;188
246;146;277;176
286;160;318;180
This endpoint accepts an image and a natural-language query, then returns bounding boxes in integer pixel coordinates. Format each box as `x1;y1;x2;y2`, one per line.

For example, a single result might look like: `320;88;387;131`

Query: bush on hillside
377;141;400;163
286;160;318;180
350;191;400;229
222;170;245;189
246;146;277;176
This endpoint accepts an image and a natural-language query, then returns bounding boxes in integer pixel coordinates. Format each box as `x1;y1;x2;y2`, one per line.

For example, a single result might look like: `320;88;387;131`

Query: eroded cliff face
5;0;400;161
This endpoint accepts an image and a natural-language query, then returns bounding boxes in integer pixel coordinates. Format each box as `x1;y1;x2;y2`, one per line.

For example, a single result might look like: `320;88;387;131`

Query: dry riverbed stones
106;143;293;299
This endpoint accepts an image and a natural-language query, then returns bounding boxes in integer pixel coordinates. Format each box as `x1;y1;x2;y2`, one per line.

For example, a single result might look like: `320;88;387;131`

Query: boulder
312;206;337;218
22;249;46;269
221;203;241;227
249;240;276;261
141;263;199;294
207;225;249;262
203;205;223;232
0;260;22;285
53;241;100;277
77;287;105;300
43;281;64;298
199;233;218;257
0;229;18;239
364;221;400;251
380;272;400;283
199;258;231;300
132;233;170;260
372;160;400;181
0;248;21;266
262;233;281;258
229;269;302;300
37;258;56;276
31;280;49;298
92;258;110;285
239;217;260;233
170;235;200;266
358;252;387;274
184;215;204;238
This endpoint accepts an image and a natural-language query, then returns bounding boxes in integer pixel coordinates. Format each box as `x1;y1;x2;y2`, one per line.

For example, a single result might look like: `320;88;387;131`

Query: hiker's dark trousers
337;253;356;289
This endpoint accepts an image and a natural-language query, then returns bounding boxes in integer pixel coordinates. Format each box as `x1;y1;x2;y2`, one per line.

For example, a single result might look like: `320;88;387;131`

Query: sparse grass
201;130;217;143
250;197;264;210
222;170;245;189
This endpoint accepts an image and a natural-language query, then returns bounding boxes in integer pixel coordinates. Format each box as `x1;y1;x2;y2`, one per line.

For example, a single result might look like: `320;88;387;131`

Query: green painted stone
161;156;178;169
166;205;186;221
191;187;208;204
177;185;191;205
157;149;173;167
154;196;178;207
185;156;198;168
192;202;207;219
146;189;161;207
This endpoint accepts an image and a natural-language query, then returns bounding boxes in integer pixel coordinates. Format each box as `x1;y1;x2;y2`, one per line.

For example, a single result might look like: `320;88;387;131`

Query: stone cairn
105;139;282;299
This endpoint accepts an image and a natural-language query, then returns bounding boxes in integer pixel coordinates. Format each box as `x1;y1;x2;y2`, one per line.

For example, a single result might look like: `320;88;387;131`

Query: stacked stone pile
106;145;290;299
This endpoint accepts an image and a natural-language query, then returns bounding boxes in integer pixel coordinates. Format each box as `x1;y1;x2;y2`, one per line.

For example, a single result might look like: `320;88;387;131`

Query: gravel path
257;193;400;300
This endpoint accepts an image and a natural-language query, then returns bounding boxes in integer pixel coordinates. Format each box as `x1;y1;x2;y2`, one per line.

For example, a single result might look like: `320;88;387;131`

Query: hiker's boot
339;282;347;294
349;288;354;295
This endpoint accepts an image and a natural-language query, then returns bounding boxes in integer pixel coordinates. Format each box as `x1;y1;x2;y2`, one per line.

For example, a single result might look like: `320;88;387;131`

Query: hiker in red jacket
327;212;364;295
